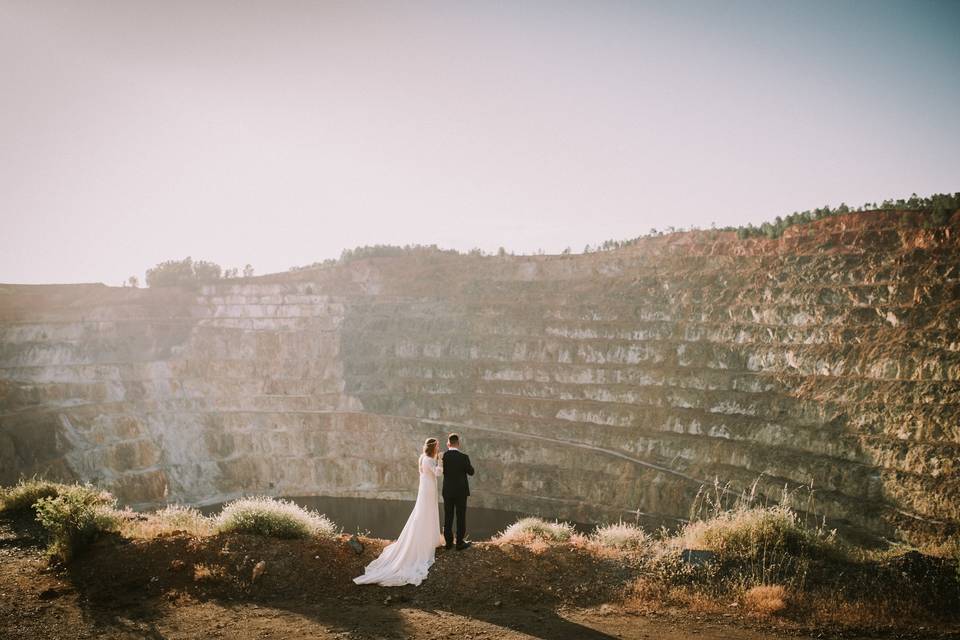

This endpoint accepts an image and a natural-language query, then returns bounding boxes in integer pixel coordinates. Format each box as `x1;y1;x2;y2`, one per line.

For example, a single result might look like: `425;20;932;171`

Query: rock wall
1;210;958;544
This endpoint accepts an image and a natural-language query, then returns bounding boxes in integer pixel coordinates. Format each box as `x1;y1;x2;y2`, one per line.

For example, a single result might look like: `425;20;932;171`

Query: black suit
441;448;474;547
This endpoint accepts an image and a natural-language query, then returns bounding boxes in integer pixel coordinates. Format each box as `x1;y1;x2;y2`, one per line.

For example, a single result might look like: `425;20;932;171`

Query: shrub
0;478;65;512
33;484;120;562
676;505;832;562
670;504;841;589
494;517;575;544
743;584;788;615
592;522;651;551
215;497;338;539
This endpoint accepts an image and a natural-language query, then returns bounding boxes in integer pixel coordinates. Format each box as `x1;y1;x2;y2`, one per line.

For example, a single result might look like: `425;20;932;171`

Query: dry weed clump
591;522;651;551
635;502;829;611
743;584;787;615
216;497;338;540
122;505;214;538
493;517;575;545
671;504;839;590
676;505;834;562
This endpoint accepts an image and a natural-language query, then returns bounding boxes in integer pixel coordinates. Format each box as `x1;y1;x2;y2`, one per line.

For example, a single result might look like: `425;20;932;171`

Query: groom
441;433;475;551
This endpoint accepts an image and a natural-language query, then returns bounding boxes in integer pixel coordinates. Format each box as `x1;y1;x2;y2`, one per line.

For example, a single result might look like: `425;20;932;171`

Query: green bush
592;521;651;550
0;478;65;512
215;497;338;539
33;484;120;562
495;517;575;543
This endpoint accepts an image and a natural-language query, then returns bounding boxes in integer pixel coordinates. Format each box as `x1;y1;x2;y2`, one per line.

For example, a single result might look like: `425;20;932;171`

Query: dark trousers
443;494;467;546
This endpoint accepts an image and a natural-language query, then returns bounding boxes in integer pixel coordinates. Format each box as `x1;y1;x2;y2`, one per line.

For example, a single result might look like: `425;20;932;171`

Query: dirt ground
1;513;956;640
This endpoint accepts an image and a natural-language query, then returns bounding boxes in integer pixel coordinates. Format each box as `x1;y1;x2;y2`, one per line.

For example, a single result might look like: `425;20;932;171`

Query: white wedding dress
353;454;444;586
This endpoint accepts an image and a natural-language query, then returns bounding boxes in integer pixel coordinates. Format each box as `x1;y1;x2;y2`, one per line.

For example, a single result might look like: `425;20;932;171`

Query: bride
353;437;444;586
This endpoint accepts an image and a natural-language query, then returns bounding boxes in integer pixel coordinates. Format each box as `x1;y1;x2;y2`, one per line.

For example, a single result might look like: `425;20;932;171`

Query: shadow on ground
59;534;625;639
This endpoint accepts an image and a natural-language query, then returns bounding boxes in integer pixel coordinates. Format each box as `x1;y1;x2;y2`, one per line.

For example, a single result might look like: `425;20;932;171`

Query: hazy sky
2;1;958;284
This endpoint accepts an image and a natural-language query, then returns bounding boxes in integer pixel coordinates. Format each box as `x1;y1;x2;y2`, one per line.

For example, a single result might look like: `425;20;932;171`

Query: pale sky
1;1;958;285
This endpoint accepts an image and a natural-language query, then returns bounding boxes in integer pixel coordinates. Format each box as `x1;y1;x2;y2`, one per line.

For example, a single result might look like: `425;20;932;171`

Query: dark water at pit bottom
200;496;593;541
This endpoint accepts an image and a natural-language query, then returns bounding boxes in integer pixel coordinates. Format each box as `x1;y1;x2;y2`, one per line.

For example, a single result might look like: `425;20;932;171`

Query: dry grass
633;486;959;630
627;572;949;630
668;504;842;592
675;505;834;561
786;591;960;630
0;478;72;513
627;579;730;615
6;478;956;632
493;517;575;545
121;505;214;539
922;536;960;576
591;522;650;551
216;497;338;540
743;585;787;616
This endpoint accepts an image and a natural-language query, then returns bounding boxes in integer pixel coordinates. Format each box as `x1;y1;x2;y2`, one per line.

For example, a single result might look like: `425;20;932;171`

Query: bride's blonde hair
423;438;439;458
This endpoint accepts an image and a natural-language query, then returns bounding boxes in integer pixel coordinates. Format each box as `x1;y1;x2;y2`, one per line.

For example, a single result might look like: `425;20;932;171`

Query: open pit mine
1;210;958;545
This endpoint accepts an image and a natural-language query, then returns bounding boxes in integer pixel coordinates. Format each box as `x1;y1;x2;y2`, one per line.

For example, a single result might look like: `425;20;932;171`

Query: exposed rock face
1;211;958;544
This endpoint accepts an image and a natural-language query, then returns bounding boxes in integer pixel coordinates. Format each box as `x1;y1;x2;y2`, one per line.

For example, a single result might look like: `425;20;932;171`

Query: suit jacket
441;449;474;499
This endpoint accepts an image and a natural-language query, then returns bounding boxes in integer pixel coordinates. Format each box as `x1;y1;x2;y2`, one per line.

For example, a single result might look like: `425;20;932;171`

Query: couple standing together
354;433;475;587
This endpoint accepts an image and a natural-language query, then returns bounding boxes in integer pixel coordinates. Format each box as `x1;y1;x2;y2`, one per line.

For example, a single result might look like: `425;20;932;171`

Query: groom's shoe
444;543;453;551
455;541;472;551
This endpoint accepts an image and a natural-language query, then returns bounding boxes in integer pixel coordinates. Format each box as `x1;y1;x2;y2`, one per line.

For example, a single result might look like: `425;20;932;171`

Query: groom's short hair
447;433;460;446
